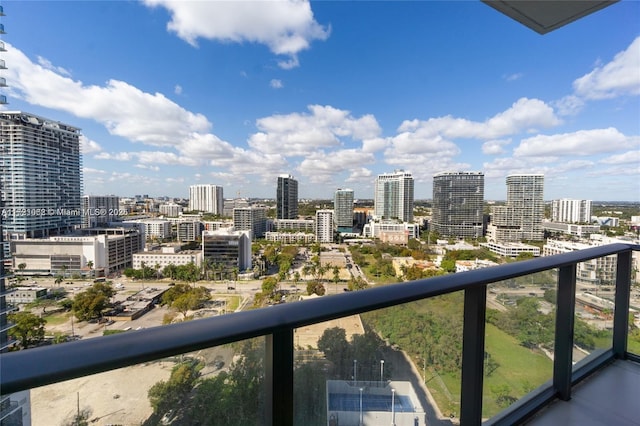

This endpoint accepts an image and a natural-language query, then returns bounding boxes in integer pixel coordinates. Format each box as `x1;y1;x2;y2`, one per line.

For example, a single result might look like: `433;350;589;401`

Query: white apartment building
124;219;172;241
177;221;203;242
233;207;267;239
159;203;183;217
542;222;601;238
315;210;334;243
374;170;414;222
481;242;541;258
10;227;143;275
551;199;592;223
271;219;315;233
362;220;419;240
265;232;316;244
488;174;544;242
133;247;201;270
189;184;224;214
82;195;121;228
543;235;640;285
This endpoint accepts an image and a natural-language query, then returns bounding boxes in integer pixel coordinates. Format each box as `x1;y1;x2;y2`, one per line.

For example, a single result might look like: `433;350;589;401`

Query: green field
43;311;71;326
421;323;553;419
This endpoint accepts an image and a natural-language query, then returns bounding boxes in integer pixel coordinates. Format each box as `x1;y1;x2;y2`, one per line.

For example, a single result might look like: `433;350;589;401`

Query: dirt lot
31;361;172;426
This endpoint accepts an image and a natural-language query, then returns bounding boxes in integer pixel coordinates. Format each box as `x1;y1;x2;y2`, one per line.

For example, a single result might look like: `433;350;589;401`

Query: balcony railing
0;243;638;425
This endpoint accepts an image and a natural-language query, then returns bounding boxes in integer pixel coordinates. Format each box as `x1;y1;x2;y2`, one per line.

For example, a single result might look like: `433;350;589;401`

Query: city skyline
0;1;638;201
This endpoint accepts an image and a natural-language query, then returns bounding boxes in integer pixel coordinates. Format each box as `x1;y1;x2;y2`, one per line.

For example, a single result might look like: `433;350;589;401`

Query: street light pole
380;359;385;385
391;388;396;426
354;359;357;384
359;387;364;426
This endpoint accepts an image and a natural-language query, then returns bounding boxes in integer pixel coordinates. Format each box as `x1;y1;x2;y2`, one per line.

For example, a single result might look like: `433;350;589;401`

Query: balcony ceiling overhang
482;0;619;34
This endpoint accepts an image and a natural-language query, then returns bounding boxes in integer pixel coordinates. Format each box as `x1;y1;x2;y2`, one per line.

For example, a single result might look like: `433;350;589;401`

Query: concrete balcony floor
526;359;640;425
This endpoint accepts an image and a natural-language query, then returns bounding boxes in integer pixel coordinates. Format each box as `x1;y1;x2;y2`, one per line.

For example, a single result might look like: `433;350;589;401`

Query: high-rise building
277;174;298;219
488;174;545;242
189;184;224;215
334;188;354;230
315;209;334;243
551;199;592;223
374;170;414;223
0;112;82;244
233;206;267;239
431;172;485;239
82;195;120;228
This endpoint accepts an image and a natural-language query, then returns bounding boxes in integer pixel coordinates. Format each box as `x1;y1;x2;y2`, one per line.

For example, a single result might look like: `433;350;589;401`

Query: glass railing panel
573;256;616;368
629;273;640;356
29;337;265;426
484;269;557;419
297;290;464;426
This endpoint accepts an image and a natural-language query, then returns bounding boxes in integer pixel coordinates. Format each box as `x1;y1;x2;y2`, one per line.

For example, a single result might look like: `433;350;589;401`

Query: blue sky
1;1;639;201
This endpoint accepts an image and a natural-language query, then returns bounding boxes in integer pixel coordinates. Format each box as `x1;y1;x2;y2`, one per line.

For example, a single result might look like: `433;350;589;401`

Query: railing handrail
1;243;637;398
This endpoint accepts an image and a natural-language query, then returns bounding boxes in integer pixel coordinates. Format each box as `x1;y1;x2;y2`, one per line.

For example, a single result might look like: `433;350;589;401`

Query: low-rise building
542;222;601;238
6;287;47;304
133;246;201;270
202;229;251;273
265;232;316;244
363;220;419;240
481;242;541;258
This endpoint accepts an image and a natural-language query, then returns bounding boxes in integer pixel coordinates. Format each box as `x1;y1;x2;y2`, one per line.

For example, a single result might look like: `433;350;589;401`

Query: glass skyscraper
276;174;298;220
432;172;485;239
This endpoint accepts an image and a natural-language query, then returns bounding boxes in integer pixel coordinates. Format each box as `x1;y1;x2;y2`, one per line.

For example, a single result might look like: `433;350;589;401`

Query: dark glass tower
276;175;298;220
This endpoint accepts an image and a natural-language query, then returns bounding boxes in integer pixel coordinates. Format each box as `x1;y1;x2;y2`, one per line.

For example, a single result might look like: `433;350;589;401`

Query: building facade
334;188;354;230
276;174;298;219
233;207;267;239
315;209;334;243
488;174;545;242
202;229;251;273
189;184;224;214
374;170;414;223
159;202;183;217
133;247;201;270
0;112;82;243
11;227;143;276
431;171;485;239
177;221;203;242
82;195;120;228
551;199;592;223
362;220;419;240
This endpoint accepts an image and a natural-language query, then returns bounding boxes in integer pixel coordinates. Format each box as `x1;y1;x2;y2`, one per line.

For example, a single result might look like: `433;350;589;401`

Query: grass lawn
225;296;241;311
423;323;553;419
43;311;71;326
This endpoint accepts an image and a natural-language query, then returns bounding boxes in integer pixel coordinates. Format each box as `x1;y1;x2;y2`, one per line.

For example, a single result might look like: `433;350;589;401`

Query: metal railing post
613;251;632;358
553;264;577;401
460;284;487;425
265;329;294;426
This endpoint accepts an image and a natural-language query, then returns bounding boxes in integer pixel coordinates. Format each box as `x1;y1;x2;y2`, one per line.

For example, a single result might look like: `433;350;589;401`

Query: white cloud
166;177;185;183
298;149;375;183
249;105;382;157
80;135;102;154
142;0;330;69
600;150;640;165
37;56;71;77
514;128;632;157
82;167;106;175
503;72;523;82
482;139;511;155
6;44;211;149
95;152;134;161
346;168;373;183
270;79;284;89
135;164;160;172
396;98;560;141
174;84;183;95
573;36;640;100
553;95;586;116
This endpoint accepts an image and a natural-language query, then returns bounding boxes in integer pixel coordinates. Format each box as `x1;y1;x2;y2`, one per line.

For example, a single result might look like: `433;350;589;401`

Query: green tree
72;282;115;321
8;311;46;348
17;262;27;275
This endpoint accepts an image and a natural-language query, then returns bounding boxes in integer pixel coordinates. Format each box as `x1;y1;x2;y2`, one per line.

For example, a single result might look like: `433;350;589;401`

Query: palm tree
86;260;94;278
155;263;161;280
17;263;27;276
